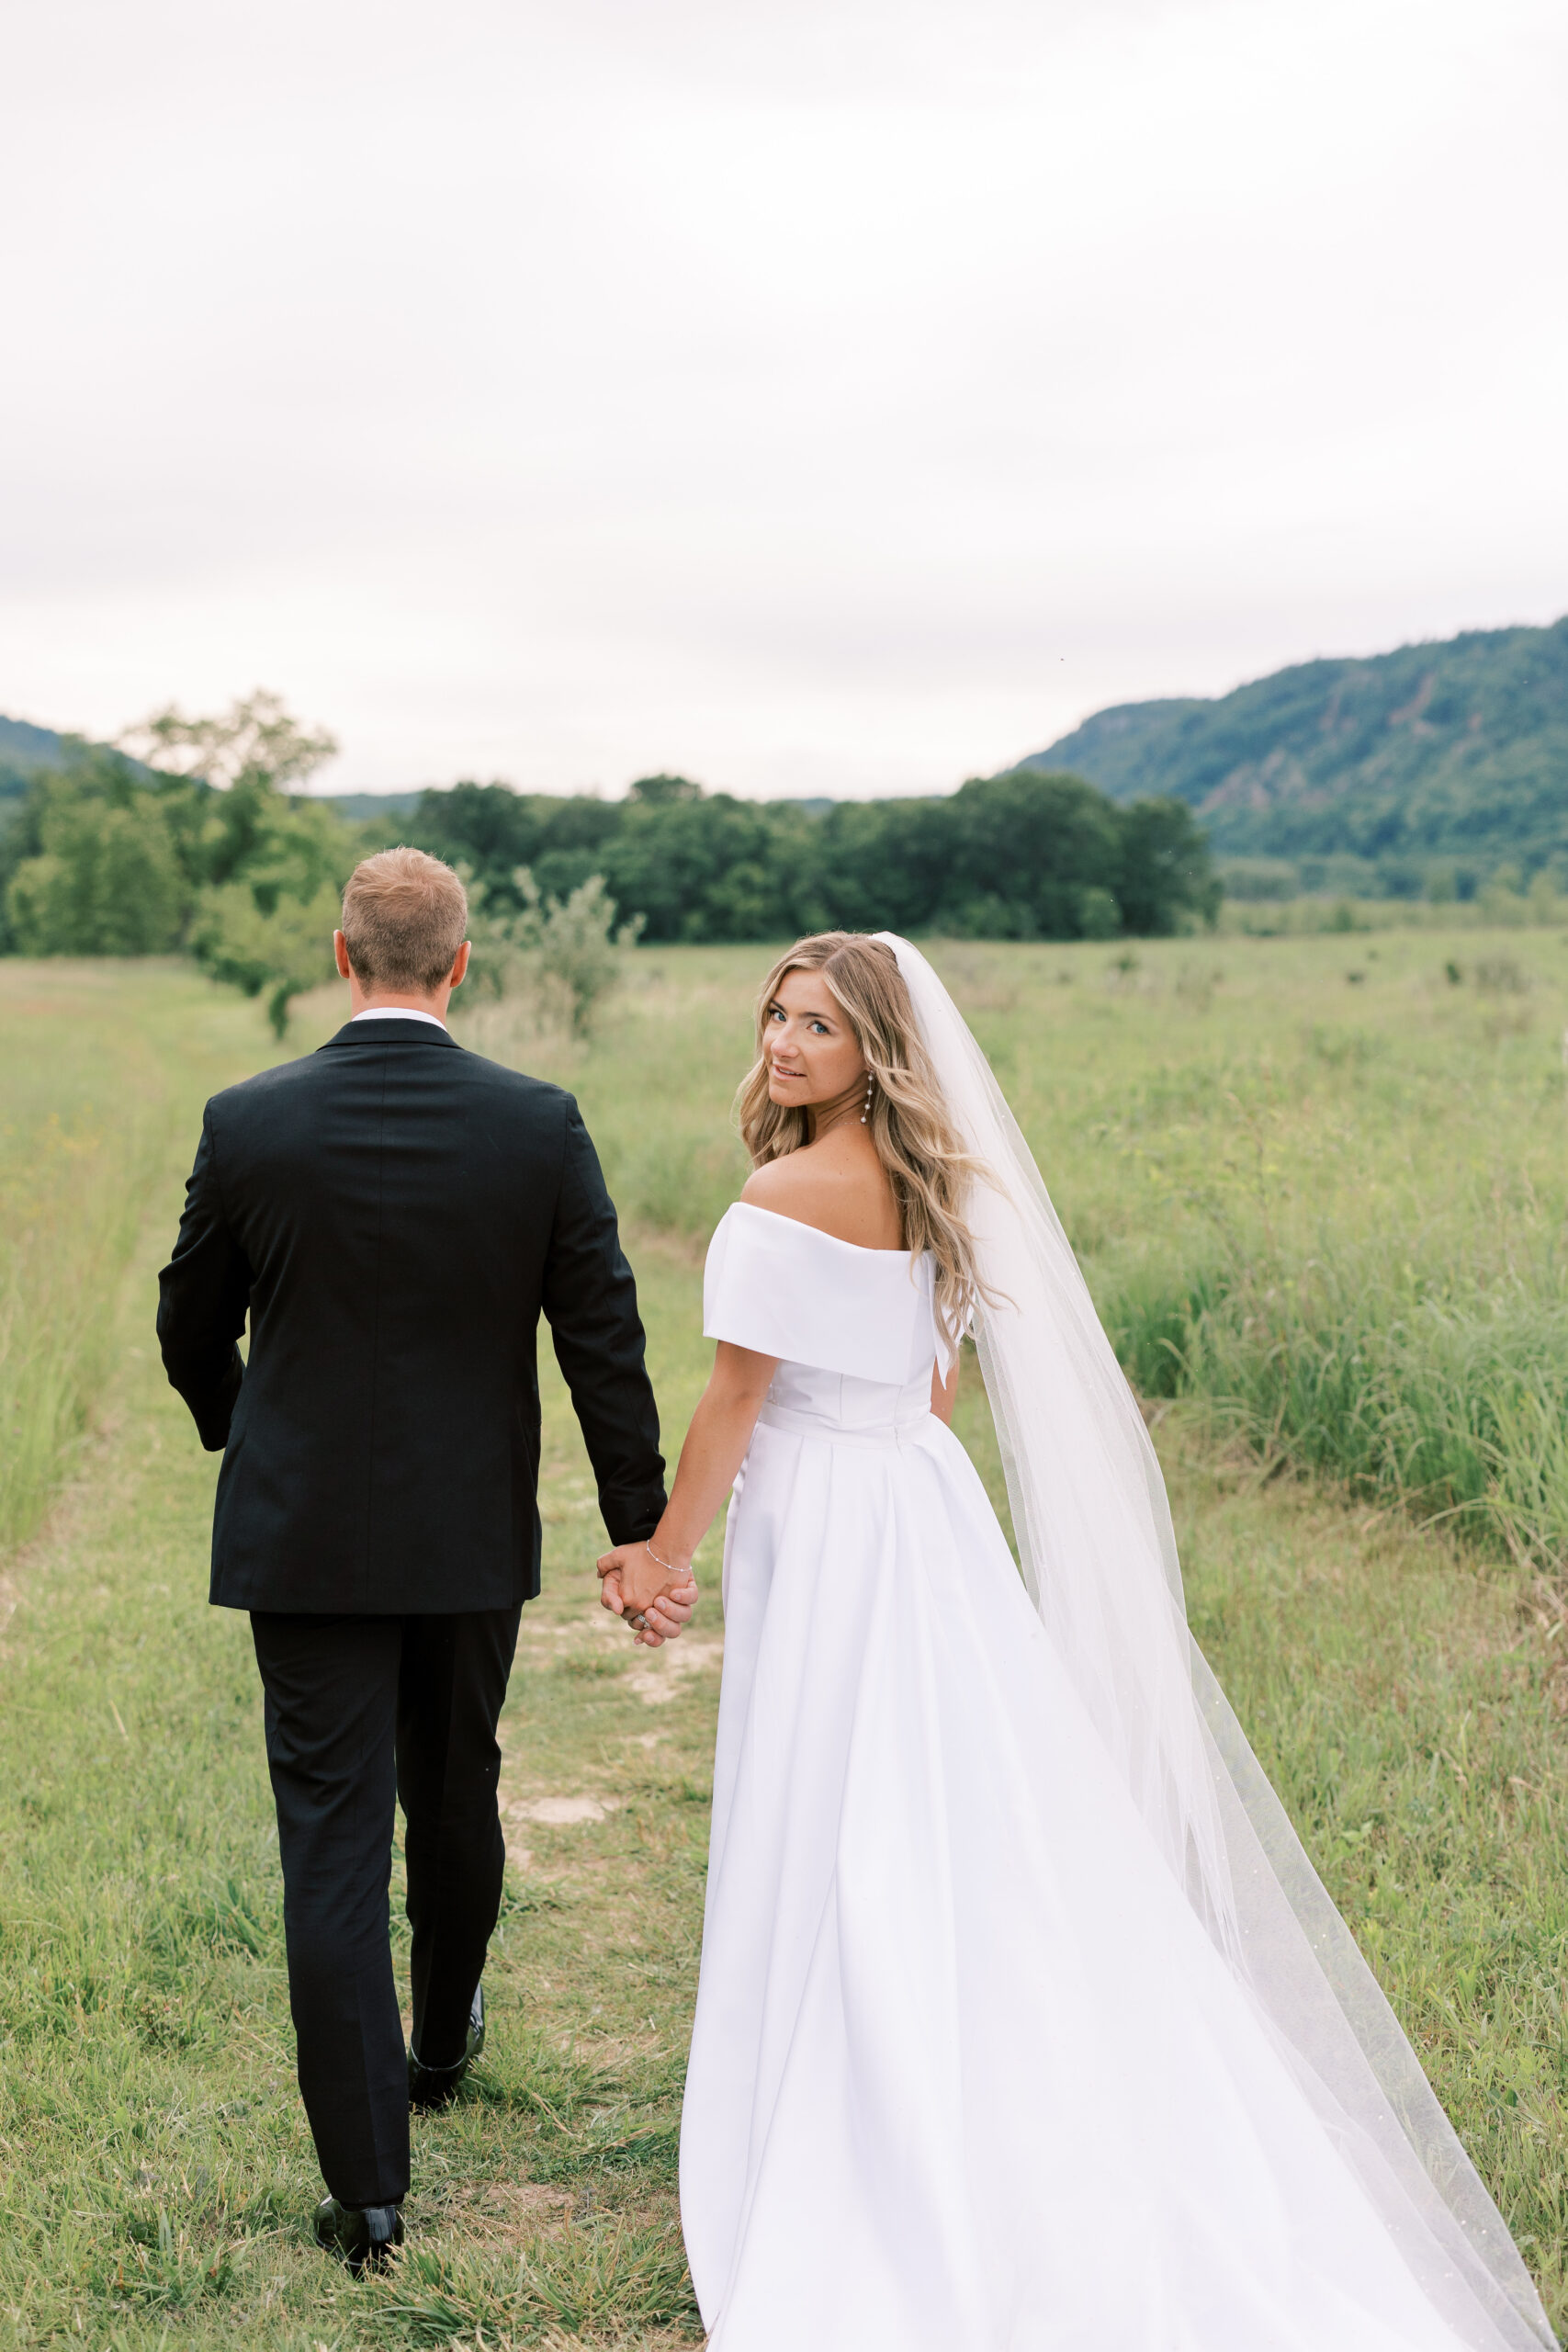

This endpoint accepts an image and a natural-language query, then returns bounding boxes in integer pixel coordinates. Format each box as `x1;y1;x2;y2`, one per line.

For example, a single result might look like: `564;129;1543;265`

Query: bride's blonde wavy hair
737;933;992;1344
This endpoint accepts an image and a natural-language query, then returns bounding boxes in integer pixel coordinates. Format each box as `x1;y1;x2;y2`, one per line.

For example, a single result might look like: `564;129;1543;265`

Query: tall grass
0;1115;145;1545
0;960;294;1556
0;967;180;1548
1015;933;1568;1567
1111;1250;1568;1565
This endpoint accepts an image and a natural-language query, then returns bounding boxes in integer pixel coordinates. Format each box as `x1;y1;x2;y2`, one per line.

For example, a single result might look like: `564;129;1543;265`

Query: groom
157;845;691;2272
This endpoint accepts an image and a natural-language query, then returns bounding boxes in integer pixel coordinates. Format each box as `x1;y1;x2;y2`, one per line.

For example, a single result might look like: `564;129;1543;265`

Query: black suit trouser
250;1605;522;2208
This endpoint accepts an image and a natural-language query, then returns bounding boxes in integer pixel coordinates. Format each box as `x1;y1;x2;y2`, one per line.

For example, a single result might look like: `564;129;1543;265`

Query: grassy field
1;936;1566;2346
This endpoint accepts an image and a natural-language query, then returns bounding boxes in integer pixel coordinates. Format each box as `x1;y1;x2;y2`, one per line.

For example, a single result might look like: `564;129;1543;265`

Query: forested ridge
1036;614;1568;893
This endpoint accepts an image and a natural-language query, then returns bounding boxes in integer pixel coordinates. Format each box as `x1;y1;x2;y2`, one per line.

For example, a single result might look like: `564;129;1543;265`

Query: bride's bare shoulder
740;1147;903;1251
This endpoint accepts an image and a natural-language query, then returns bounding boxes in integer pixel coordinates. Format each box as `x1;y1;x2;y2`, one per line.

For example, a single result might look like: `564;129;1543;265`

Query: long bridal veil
878;933;1552;2352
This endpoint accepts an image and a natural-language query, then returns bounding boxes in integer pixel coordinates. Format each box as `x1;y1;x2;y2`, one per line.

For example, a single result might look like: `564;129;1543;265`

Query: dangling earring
861;1073;874;1124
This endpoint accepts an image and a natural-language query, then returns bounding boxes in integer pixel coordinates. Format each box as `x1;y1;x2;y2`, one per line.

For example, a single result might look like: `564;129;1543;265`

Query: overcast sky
1;0;1564;797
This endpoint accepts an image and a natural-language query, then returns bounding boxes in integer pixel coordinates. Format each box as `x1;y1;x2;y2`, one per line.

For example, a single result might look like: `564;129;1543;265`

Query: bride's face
763;969;867;1111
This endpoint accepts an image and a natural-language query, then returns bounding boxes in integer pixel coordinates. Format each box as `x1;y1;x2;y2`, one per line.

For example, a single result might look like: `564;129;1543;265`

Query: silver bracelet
644;1537;687;1577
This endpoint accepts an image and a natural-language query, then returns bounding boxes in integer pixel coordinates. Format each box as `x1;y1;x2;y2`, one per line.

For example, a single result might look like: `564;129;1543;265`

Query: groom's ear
333;931;353;980
448;941;471;989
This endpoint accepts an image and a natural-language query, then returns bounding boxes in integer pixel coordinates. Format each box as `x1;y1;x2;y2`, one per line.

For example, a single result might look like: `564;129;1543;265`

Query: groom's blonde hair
341;846;468;990
738;933;991;1347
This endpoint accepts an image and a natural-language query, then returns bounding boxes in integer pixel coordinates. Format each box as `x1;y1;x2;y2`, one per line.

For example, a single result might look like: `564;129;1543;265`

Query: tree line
0;695;1220;1026
405;768;1218;945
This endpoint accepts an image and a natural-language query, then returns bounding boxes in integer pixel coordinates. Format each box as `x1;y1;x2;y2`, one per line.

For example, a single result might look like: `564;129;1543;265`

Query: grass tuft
366;2219;698;2346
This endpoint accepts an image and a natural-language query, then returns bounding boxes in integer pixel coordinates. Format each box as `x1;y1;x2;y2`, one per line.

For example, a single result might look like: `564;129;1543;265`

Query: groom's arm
541;1102;668;1544
157;1108;253;1452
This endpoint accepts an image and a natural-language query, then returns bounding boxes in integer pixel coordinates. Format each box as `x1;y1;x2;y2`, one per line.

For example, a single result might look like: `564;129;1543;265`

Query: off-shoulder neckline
722;1198;914;1260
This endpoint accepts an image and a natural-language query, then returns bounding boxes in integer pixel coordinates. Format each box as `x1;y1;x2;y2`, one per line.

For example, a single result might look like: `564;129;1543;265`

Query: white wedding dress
676;940;1553;2352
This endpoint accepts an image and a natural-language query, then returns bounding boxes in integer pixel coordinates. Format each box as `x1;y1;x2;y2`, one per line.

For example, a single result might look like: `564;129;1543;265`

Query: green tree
410;781;622;913
6;773;184;955
118;691;353;1032
1114;797;1220;934
943;769;1123;937
626;773;704;807
600;792;800;942
189;876;345;1035
814;798;957;933
1077;885;1122;940
118;688;338;794
186;784;355;1034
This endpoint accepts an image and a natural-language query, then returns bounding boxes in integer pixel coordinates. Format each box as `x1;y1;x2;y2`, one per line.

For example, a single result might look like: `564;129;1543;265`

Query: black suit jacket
157;1018;666;1614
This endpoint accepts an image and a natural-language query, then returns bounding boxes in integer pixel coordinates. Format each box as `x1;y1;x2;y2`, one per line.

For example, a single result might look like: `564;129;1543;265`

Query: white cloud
0;0;1563;794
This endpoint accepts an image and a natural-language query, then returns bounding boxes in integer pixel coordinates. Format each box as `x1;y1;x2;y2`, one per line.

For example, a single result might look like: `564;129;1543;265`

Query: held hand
597;1537;693;1620
600;1564;699;1646
647;1573;698;1641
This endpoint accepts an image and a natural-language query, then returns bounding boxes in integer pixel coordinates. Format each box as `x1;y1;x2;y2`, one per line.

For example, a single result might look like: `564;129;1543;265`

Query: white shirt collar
350;1005;447;1031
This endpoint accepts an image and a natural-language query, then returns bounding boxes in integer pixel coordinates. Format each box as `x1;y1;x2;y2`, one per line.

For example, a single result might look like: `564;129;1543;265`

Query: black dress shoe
313;2196;403;2275
408;1982;486;2111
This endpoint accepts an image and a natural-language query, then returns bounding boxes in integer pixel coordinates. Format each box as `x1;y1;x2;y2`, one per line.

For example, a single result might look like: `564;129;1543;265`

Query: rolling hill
0;716;71;794
1028;615;1568;887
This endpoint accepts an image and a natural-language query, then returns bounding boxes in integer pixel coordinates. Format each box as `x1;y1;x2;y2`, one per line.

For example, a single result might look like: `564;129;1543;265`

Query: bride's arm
598;1340;778;1624
931;1353;958;1425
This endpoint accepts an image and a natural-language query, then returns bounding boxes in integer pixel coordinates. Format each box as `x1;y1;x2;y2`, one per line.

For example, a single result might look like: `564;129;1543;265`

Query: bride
598;931;1552;2351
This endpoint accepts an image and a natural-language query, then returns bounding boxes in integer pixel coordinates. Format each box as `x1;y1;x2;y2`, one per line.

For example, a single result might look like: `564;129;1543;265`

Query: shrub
472;868;642;1035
